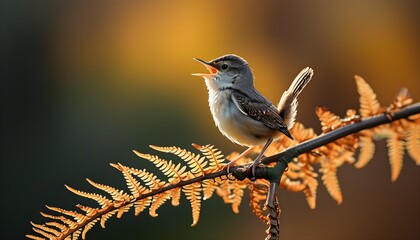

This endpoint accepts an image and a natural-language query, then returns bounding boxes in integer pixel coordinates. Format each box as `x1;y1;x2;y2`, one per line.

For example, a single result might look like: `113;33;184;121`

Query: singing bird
193;54;313;176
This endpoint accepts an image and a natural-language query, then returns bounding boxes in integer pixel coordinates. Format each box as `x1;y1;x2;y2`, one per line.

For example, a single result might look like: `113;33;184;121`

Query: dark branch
262;102;420;165
265;181;281;240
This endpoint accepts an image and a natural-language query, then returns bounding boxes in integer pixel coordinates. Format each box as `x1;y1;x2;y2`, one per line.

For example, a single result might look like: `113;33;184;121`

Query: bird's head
193;54;254;91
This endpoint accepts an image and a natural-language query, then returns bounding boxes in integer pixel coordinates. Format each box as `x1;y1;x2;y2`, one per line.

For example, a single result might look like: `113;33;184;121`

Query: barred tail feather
278;67;313;129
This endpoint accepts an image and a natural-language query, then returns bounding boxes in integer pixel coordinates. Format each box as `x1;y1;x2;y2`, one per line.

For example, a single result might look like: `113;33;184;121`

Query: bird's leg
225;146;255;174
251;138;273;178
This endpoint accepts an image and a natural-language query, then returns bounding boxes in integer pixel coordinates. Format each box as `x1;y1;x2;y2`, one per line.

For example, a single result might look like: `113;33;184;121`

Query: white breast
206;87;271;147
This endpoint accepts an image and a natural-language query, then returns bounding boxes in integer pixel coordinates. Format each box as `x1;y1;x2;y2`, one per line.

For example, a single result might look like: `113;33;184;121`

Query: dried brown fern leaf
406;120;420;165
84;179;130;206
280;177;306;192
314;109;362;203
30;203;102;240
319;158;343;204
121;165;166;190
111;163;147;198
45;206;87;223
39;211;77;230
384;130;405;182
76;205;98;218
66;181;112;208
302;164;319;209
387;88;420;165
316;107;342;132
202;173;248;214
26;234;48;240
281;160;310;191
134;196;152;216
249;179;270;222
201;178;218;200
355;134;375;168
192;143;226;172
133;150;187;183
230;181;248;213
182;181;202;226
82;217;99;239
171;187;182;206
291;122;319;141
29;222;61;239
355;75;382;117
388;88;413;111
111;163;172;218
281;156;319;209
150;145;208;176
216;177;235;204
100;209;117;228
201;176;231;201
316;107;360;152
149;191;172;217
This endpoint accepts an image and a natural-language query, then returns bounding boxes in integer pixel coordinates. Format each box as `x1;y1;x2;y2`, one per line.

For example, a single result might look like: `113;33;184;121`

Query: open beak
192;58;218;77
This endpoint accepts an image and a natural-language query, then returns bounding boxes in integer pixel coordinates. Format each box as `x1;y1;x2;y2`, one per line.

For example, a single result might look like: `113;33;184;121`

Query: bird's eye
221;64;228;70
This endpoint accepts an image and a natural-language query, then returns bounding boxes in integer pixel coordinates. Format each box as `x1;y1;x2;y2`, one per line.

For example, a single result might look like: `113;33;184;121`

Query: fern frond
182;182;202;226
216;178;233;204
124;166;166;190
406;121;420;165
30;222;57;239
133;150;187;183
355;75;381;117
192;143;226;172
100;209;117;228
320;159;342;204
82;217;99;239
46;206;86;223
72;228;83;240
303;165;318;209
65;183;111;208
76;205;98;218
44;221;67;232
280;177;306;192
149;191;172;217
386;131;404;182
355;135;375;168
316;107;342;132
85;179;129;204
134;197;152;216
291;122;318;141
30;222;60;238
110;163;145;198
25;234;45;240
249;180;269;222
40;211;77;228
201;179;218;200
150;145;207;176
117;203;133;218
170;187;182;206
231;181;247;213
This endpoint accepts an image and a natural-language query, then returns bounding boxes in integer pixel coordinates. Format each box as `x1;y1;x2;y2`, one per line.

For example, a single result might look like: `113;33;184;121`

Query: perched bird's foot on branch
224;146;255;174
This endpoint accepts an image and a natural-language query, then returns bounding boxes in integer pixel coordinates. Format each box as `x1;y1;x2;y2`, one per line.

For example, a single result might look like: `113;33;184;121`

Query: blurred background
1;0;419;239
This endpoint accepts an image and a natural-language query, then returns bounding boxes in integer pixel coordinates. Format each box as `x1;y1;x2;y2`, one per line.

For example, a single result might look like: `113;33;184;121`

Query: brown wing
231;90;293;139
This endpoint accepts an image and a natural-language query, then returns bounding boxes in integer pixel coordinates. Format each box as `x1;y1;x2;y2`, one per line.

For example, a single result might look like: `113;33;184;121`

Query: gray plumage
193;54;313;148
